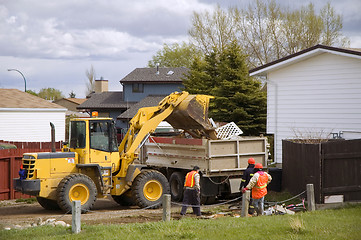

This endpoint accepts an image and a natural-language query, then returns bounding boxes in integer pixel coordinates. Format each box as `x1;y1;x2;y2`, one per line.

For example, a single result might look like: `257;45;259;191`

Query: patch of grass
289;217;305;233
15;198;37;204
1;204;360;240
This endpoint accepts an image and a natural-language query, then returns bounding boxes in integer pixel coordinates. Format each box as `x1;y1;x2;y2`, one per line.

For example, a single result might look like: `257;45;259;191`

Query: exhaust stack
50;122;56;152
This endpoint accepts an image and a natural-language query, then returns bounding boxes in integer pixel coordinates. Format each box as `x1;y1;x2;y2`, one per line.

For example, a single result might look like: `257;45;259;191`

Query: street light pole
8;68;27;92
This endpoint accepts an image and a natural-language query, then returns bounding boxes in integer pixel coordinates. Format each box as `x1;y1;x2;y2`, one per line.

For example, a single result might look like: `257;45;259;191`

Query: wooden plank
323;185;361;193
323;152;361;160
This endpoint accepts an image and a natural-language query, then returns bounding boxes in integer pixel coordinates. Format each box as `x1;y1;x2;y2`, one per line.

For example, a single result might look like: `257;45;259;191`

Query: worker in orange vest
243;163;272;216
180;166;201;216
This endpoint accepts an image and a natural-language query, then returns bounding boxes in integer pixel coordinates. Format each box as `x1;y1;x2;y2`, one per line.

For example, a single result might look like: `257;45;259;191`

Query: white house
0;89;67;142
250;45;361;165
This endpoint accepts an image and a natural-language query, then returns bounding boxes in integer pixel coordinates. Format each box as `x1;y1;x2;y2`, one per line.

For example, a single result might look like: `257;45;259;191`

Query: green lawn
1;203;360;240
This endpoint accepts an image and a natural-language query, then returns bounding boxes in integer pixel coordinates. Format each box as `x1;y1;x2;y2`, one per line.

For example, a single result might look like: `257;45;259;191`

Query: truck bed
143;136;267;177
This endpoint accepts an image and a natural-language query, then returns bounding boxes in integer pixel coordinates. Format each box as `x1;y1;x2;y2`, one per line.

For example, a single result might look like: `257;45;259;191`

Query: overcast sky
1;0;360;98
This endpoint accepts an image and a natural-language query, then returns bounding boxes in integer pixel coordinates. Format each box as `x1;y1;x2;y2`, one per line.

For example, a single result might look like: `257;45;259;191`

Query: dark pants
180;188;201;216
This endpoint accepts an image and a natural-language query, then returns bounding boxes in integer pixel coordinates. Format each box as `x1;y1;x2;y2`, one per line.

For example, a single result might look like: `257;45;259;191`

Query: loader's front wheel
132;170;170;209
36;197;60;210
57;174;97;213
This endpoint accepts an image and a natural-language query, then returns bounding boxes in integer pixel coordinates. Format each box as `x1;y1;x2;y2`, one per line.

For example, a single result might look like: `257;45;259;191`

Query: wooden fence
0;140;61;200
282;139;361;204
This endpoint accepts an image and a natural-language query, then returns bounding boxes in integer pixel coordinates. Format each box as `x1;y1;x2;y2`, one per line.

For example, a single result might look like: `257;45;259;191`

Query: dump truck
14;91;217;212
141;135;267;203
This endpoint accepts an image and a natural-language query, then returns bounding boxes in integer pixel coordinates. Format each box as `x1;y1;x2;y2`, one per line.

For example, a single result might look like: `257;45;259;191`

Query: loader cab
69;118;119;166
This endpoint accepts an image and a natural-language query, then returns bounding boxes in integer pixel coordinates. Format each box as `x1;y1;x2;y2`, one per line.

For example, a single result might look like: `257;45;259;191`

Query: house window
132;83;144;93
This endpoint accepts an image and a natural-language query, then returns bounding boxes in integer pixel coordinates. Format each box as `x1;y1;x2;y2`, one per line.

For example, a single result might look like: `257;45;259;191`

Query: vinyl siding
267;53;361;163
123;83;183;102
0;109;66;142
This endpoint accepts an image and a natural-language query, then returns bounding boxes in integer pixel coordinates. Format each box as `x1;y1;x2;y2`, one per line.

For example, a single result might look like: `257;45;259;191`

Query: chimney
95;78;108;93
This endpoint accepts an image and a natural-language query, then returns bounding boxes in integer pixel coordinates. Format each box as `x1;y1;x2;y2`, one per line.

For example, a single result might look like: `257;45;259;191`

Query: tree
189;0;349;68
86;65;96;95
26;90;38;96
183;42;266;135
189;5;237;55
38;88;64;101
69;91;76;98
148;42;201;68
320;2;350;46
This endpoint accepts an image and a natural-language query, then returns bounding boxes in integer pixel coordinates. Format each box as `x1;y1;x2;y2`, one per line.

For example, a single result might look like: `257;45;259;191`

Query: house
78;67;188;131
120;67;187;102
54;98;86;112
77;79;135;129
53;97;88;117
249;44;361;165
0;89;67;141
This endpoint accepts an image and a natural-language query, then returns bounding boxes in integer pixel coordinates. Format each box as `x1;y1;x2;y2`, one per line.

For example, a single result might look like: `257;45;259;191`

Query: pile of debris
3;217;70;231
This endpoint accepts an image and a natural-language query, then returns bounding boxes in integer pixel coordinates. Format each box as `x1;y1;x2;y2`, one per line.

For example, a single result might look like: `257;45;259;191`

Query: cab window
90;121;110;152
69;121;86;148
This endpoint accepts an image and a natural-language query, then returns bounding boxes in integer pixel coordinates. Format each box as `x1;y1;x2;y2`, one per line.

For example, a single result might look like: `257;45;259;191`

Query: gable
250;44;361;77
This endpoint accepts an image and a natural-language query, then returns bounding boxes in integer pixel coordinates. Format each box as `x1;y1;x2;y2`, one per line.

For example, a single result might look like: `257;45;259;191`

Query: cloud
0;0;213;61
0;0;359;98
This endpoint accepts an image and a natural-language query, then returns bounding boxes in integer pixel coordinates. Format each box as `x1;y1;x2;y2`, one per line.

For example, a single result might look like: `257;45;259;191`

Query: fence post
162;194;171;221
307;184;316;211
72;201;81;233
241;190;250;217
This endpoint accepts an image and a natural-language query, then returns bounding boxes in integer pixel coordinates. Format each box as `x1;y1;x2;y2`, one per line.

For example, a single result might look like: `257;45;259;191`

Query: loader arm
117;91;216;177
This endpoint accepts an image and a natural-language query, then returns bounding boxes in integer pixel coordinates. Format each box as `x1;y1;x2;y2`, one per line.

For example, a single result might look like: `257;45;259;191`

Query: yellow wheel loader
14;91;216;213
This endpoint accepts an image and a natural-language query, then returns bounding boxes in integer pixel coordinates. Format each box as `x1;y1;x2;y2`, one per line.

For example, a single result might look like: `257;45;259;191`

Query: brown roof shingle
77;91;135;110
117;95;167;120
0;89;65;109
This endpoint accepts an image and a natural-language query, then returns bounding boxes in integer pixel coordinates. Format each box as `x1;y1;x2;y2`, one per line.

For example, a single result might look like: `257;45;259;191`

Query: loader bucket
165;94;216;138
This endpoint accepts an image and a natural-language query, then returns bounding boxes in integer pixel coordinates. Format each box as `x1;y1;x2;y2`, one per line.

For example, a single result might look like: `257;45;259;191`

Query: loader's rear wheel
56;173;97;213
132;170;170;209
36;197;60;210
169;171;185;202
112;190;135;206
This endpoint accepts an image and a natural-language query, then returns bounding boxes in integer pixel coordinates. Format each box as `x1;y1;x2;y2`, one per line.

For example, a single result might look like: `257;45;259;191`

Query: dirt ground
0;198;237;228
0;198;181;227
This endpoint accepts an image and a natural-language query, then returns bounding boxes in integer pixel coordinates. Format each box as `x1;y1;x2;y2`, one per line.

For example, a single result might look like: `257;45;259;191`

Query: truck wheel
56;174;97;213
201;196;216;205
132;170;170;209
169;172;185;202
36;197;60;210
112;190;135;206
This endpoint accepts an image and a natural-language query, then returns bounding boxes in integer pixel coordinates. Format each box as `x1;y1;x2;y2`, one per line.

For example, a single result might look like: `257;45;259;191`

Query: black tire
112;190;135;206
36;197;60;210
56;173;97;213
201;196;216;205
132;170;170;209
169;171;185;202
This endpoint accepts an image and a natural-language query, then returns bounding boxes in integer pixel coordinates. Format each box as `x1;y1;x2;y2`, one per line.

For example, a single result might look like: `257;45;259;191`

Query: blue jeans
253;197;264;216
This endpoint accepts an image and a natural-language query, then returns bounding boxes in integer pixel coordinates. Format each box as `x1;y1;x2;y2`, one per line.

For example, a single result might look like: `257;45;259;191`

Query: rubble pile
3;217;70;231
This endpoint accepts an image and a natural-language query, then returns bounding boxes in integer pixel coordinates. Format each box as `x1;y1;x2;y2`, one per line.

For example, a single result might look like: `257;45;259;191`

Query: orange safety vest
184;171;197;188
252;172;268;199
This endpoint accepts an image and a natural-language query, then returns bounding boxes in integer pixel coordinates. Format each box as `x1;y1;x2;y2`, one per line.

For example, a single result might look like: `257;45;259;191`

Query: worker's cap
193;166;200;171
255;163;263;169
248;158;255;164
